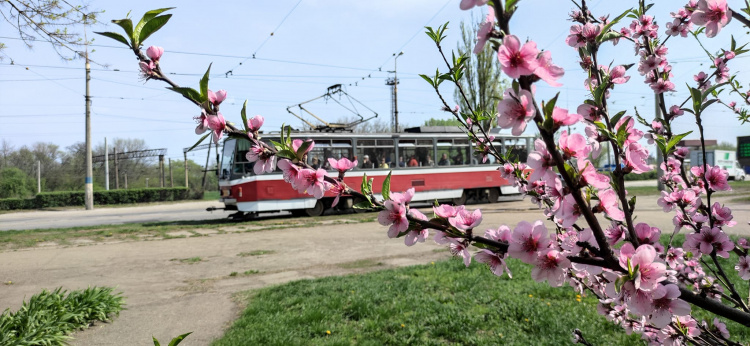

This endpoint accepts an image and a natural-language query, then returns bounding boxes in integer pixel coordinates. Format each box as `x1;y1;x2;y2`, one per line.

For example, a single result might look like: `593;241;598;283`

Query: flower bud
146;46;164;61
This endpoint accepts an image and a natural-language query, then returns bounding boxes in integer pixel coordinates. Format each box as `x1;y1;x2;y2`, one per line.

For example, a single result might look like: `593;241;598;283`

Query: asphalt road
0;201;234;231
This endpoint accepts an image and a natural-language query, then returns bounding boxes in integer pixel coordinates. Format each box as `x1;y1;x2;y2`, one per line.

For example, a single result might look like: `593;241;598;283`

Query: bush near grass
0;187;195;210
0;286;124;345
215;234;750;345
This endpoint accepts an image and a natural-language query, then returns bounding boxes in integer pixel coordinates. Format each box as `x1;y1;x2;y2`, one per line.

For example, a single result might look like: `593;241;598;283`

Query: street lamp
392;52;404;132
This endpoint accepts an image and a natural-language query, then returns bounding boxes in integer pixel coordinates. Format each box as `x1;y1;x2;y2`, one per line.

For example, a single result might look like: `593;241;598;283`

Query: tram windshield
219;139;236;180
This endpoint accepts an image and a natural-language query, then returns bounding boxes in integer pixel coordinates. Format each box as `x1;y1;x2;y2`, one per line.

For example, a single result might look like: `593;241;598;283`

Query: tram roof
255;127;535;140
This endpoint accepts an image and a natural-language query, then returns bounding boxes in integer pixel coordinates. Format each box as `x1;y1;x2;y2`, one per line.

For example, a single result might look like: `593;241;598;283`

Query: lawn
214;234;750;346
626;180;750;198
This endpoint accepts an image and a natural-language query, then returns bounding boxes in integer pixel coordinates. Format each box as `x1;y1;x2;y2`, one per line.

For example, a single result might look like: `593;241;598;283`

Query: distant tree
333;117;401;133
454;13;508;129
0;0;100;60
0;139;14;169
708;141;737;151
0;167;32;198
423;118;463;127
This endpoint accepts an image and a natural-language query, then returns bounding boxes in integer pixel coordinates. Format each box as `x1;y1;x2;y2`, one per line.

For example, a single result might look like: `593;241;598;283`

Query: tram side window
358;140;394;169
306;140;353;170
220;139;237;180
436;142;470;166
399;147;434;167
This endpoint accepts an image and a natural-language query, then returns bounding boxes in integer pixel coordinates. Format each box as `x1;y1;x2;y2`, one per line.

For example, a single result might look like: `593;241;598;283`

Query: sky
1;0;749;164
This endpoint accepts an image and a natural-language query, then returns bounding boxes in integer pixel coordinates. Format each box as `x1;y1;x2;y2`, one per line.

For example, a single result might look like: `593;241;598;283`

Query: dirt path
1;197;748;345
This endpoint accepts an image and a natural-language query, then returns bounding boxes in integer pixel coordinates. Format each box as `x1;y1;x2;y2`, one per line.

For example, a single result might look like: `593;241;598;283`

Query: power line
224;0;304;77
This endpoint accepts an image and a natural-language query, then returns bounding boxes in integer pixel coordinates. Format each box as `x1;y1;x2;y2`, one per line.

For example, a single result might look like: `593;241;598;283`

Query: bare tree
454;13;508;129
0;0;100;60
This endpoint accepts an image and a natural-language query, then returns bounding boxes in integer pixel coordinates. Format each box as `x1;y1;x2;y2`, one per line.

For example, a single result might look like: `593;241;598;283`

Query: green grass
237;250;276;257
0;286;124;345
214;233;750;346
203;190;221;200
337;259;385;269
626;180;750;197
214;258;640;345
171;256;203;264
243;270;260;275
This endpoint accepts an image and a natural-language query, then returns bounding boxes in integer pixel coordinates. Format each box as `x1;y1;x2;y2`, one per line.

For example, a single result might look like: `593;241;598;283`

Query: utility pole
37;160;41;194
114;147;119;189
169;158;174;188
124;173;128;189
84;50;93;209
655;95;664;191
202;141;212;190
104;137;109;190
385;52;404;132
184;152;189;188
159;154;165;188
146;178;149;188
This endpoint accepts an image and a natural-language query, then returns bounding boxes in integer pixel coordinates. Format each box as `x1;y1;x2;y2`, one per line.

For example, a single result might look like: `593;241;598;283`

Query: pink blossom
194;112;209;135
690;0;732;38
565;25;586;48
298;168;331;199
484;225;512;243
245;146;276;174
670;105;686;119
624;142;651;174
578;159;610;189
527;139;557;182
247;115;264;132
712;202;736;227
665;248;684;269
705;165;731;191
448;208;483;231
556;194;582;228
208;89;227;105
609;65;630;84
327;157;358;174
581;22;602;41
390;187;415;205
277;159;302;190
459;0;488;10
605;222;626;245
531;249;570;287
139;60;156;78
433;204;464;218
292;139;315;156
558;131;589;159
473;8;495;54
207;112;226;143
534;51;564;87
475;249;511;277
146;46;164;61
598;189;625;221
651;78;676;94
330;182;345;207
619;243;667;291
378;200;408;238
685;226;734;258
657;191;676;212
551;107;582;128
404;209;429;246
508;220;550;264
710;318;730;339
735;255;750;279
449;240;472;267
497;35;540;78
648;284;691;328
496;88;535;135
634;223;662;251
577;103;599;122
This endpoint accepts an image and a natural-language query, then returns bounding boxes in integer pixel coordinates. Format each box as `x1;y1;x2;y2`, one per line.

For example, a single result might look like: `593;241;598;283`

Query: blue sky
1;0;749;163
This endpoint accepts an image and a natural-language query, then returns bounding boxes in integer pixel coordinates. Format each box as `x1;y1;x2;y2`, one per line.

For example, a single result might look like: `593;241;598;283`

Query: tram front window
220;139;237;180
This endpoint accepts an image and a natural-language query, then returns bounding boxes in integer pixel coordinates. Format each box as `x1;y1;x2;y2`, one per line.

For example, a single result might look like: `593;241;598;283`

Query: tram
217;126;534;218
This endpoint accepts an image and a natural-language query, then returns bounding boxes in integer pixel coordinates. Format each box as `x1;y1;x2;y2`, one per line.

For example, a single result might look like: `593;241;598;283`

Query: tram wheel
452;190;467;205
305;199;326;217
488;188;500;203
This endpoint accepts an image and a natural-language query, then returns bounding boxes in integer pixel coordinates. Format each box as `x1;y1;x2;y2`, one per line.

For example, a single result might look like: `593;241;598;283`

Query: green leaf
353;200;373;209
701;98;719;111
701;82;728;101
111;18;134;41
382;171;392;201
598;8;631;40
94;31;131;48
153;336;161;346
655;137;667;157
168;332;192;346
200;63;212;101
688;86;702;115
295;140;312;159
138;14;172;46
187;133;210;152
666;131;692;152
543;93;559;119
609;110;627;128
505;0;520;12
419;74;435;88
270;140;284;151
240;100;249;132
167;87;202;103
133;8;175;46
276;149;297;159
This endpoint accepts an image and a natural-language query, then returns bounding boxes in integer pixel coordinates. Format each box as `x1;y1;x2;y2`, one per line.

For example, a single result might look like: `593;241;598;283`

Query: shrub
0;188;192;210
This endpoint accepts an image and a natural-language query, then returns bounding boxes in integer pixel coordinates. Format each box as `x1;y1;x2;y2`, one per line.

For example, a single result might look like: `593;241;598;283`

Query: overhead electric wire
223;0;304;77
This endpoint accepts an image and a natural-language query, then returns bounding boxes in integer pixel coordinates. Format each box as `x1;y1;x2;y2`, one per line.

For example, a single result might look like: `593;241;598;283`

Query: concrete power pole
169;158;174;188
37;160;41;194
655;96;664;192
184;152;189;188
104;137;109;190
385;52;404;133
114;147;119;189
159;154;165;188
84;51;94;209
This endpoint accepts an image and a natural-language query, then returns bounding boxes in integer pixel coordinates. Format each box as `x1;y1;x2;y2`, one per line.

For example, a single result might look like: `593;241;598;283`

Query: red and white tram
217;127;534;218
